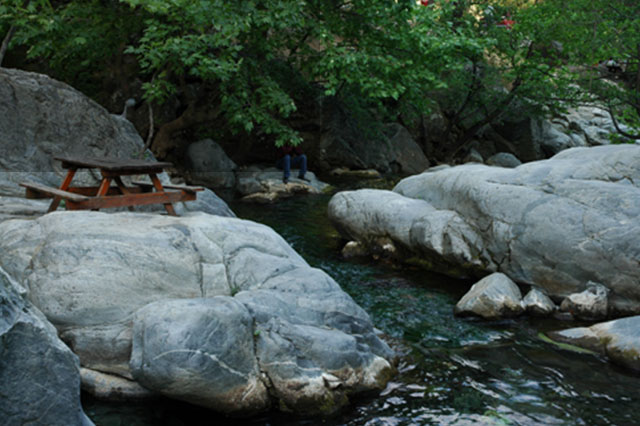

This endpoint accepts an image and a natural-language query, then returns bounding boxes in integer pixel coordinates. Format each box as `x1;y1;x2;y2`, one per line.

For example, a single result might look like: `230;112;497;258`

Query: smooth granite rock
454;273;524;319
329;144;640;315
0;211;394;415
0;266;93;425
130;298;269;413
547;315;640;371
523;288;556;317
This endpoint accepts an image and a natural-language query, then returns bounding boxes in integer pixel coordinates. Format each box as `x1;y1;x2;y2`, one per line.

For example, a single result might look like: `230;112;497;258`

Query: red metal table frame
24;156;200;216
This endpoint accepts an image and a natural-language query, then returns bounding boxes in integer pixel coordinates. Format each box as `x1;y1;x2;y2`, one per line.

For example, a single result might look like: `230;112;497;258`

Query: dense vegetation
1;0;638;160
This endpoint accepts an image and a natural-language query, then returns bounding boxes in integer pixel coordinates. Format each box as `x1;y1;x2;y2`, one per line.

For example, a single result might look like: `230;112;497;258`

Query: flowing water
85;186;640;425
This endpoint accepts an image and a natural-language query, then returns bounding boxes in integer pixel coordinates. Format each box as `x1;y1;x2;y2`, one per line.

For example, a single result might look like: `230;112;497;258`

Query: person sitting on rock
277;143;309;184
606;58;622;74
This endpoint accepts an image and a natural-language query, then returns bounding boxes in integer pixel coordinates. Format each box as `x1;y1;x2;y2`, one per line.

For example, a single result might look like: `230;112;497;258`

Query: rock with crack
0;211;394;415
328;144;640;315
130;297;270;413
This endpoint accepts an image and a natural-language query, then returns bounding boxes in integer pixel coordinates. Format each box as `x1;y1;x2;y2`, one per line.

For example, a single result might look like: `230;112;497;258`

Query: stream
84;185;639;425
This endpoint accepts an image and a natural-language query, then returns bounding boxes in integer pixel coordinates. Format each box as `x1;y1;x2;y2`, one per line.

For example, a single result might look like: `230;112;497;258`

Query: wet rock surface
560;282;609;321
523;288;556;316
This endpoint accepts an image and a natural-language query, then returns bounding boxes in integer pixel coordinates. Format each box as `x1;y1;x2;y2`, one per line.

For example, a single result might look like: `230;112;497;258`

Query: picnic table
20;156;203;216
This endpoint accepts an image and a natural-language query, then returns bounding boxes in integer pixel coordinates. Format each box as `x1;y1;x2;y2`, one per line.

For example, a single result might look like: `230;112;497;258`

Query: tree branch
607;104;640;140
0;26;17;67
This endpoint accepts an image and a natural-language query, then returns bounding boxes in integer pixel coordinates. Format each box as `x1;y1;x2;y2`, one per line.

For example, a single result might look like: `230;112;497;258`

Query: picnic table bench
20;156;203;216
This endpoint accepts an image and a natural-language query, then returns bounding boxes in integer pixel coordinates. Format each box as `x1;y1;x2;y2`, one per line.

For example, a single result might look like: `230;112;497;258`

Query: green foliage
3;0;639;150
532;0;640;139
3;0;145;93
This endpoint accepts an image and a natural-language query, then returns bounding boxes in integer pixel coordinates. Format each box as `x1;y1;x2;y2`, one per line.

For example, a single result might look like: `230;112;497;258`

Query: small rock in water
560;281;609;320
523;287;556;316
454;272;524;319
342;241;368;258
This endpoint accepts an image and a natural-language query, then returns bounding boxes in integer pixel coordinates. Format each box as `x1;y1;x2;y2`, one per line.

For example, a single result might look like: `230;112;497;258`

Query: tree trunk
444;78;522;162
152;102;222;158
0;26;17;67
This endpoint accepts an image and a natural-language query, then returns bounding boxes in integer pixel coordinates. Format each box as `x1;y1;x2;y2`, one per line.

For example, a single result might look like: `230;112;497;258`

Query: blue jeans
277;154;307;180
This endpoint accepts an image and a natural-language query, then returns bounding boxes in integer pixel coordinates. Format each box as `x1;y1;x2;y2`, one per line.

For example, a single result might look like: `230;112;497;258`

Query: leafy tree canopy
2;0;638;158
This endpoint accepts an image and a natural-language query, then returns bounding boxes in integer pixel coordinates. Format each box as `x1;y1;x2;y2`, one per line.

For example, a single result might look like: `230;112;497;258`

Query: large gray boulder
0;68;234;218
0;267;92;425
547;315;640;372
184;139;237;189
328;144;640;315
318;105;430;174
130;298;269;413
0;211;394;415
0;67;143;196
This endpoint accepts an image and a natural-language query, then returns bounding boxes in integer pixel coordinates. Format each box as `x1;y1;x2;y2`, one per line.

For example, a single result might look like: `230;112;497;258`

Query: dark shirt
278;145;303;158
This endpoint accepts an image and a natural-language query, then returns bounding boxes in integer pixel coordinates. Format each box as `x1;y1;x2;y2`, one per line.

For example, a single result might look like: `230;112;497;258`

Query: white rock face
0;211;394;415
329;144;640;315
454;273;524;319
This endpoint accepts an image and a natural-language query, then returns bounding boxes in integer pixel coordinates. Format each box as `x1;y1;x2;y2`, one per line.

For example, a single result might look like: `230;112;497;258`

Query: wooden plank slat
66;191;195;210
54;156;173;173
65;186;147;196
132;181;204;192
20;182;90;202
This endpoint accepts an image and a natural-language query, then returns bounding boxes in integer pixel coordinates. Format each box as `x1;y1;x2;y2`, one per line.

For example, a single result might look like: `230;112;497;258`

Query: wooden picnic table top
54;156;173;173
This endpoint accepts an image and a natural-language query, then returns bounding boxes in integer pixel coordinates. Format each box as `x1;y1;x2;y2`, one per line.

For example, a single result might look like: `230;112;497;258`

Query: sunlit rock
454;273;524;319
